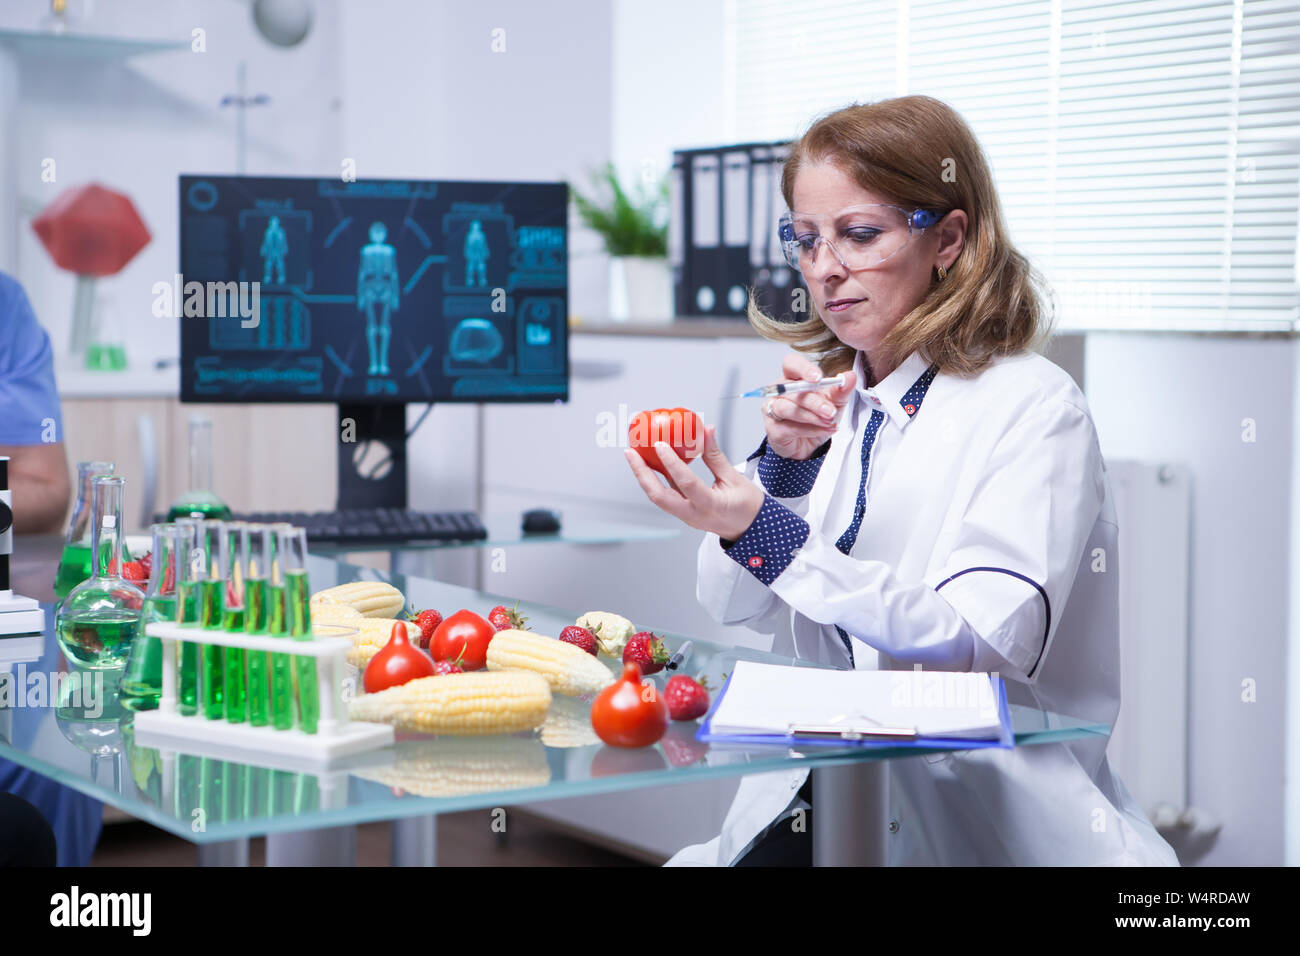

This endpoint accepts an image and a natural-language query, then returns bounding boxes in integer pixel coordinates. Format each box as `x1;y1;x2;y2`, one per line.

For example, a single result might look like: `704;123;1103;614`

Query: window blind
729;0;1300;331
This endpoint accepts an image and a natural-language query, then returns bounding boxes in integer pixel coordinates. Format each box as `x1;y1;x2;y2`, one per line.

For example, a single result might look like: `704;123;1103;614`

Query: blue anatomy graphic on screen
178;176;568;403
464;220;489;287
260;215;289;285
357;221;400;375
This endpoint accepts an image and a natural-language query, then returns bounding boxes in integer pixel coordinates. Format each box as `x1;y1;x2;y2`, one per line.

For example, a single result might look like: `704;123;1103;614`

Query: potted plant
571;162;671;322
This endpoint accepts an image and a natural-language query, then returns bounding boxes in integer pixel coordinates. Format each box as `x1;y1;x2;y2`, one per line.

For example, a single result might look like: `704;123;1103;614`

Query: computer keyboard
222;508;488;546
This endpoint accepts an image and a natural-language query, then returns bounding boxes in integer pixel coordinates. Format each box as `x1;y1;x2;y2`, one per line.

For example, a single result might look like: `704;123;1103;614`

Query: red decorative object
32;182;151;277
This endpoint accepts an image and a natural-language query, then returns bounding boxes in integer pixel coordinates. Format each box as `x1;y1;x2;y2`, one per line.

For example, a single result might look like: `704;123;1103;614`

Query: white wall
334;0;615;518
1;0;344;370
338;0;612;328
1085;333;1293;866
611;0;727;203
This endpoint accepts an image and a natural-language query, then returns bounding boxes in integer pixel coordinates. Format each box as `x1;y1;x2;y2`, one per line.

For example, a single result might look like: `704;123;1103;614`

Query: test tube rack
133;622;393;766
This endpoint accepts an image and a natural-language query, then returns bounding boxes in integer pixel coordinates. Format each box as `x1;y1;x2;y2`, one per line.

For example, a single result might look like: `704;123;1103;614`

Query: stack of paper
706;661;1006;741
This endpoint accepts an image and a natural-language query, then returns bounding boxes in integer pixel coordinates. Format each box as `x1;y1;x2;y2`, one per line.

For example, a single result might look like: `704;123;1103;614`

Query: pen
666;640;693;671
737;374;847;399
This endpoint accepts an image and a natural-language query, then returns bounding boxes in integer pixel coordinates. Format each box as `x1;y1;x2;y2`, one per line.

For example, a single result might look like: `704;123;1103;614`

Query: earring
936;264;948;281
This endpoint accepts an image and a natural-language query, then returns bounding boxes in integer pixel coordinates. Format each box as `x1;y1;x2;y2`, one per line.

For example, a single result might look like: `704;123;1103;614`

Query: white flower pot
609;256;672;323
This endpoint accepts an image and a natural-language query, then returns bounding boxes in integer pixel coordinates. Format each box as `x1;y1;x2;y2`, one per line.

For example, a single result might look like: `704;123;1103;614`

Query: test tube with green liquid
275;525;319;734
216;522;247;723
173;518;204;716
197;520;225;719
243;524;272;727
266;524;295;731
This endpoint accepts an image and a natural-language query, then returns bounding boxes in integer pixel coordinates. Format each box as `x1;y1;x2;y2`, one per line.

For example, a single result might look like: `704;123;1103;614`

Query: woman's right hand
763;354;857;460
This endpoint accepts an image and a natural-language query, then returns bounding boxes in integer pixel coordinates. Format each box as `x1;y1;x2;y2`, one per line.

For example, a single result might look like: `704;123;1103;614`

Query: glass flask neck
66;461;114;545
89;476;128;580
187;417;214;493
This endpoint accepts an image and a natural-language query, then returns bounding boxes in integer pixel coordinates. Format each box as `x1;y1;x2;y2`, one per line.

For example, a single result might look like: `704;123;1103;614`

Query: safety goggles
777;203;947;273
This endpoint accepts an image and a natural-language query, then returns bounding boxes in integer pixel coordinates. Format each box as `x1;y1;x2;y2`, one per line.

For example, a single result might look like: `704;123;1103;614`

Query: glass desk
0;555;1109;866
309;512;681;555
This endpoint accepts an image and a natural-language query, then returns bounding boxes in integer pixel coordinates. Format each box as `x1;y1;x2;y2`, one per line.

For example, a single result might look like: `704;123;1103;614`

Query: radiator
1104;459;1211;850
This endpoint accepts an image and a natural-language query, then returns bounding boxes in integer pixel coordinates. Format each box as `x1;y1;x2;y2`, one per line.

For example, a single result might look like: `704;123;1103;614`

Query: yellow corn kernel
352;738;551;797
540;695;601;748
486;628;615;697
348;671;552;735
308;601;364;626
311;581;405;618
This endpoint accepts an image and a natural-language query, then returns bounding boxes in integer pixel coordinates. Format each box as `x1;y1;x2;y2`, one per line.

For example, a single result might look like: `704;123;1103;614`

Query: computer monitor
175;174;568;509
177;174;568;404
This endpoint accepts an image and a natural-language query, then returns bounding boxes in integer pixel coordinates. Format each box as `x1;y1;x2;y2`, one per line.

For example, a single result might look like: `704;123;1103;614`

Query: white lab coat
667;348;1178;866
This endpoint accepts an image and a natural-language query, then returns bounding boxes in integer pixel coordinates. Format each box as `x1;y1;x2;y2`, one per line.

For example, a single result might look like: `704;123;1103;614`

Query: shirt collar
853;349;939;430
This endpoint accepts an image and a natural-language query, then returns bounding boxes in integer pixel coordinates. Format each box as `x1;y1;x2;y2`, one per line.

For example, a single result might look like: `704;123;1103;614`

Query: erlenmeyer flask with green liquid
54;461;115;600
54;475;143;669
85;295;128;371
167;414;232;521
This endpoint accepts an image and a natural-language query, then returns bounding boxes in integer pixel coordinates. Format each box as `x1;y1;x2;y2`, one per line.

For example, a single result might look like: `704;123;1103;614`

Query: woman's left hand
623;425;765;541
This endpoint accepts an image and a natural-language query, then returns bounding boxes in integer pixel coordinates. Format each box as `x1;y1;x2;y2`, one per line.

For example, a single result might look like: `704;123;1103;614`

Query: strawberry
121;560;148;584
623;631;671;675
664;674;710;720
558;625;598;656
138;551;154;576
661;722;709;766
487;601;529;632
408;608;443;650
433;646;466;675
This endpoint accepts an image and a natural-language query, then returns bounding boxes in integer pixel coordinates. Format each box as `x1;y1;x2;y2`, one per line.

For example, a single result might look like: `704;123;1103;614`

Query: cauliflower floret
575;611;636;657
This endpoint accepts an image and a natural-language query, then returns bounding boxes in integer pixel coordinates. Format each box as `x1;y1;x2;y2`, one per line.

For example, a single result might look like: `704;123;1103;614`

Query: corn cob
352;738;551;797
486;628;615;697
540;695;601;748
348;672;552;735
345;618;421;668
307;601;364;626
576;611;636;657
311;581;405;618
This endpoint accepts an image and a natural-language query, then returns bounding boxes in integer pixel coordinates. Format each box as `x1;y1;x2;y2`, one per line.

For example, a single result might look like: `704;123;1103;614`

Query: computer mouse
522;508;561;534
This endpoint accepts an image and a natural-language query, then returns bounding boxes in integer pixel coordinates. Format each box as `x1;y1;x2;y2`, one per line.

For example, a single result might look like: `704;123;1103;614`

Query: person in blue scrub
0;269;103;865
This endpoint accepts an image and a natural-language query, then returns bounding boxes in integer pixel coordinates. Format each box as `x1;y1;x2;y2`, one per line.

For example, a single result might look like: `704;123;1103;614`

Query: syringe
735;373;847;399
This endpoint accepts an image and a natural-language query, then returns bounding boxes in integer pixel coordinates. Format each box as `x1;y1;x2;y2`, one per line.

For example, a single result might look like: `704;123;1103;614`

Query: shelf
570;317;761;338
0;29;189;61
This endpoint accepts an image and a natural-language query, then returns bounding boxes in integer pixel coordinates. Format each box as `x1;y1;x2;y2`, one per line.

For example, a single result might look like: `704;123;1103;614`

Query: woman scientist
623;95;1178;866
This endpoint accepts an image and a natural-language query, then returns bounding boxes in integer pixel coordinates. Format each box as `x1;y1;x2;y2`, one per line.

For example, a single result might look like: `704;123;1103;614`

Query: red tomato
363;621;435;694
430;609;496;671
590;663;670;748
628;407;704;478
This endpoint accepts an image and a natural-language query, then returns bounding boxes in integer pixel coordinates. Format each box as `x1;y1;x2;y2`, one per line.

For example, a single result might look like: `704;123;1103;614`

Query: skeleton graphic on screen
356;221;400;375
260;215;288;285
464;219;489;287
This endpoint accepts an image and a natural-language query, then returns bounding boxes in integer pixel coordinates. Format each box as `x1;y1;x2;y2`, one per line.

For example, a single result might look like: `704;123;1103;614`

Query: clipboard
694;669;1016;751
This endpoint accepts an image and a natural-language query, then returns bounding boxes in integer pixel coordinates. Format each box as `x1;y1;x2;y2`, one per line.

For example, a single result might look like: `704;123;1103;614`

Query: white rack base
0;591;43;635
134;709;393;768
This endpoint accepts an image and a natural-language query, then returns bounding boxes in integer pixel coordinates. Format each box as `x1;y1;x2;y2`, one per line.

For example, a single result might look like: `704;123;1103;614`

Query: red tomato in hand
590;663;670;748
628;407;704;478
430;609;496;671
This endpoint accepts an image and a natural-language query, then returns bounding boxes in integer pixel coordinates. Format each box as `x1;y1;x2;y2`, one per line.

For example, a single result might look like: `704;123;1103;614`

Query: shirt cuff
720;494;811;586
749;437;832;498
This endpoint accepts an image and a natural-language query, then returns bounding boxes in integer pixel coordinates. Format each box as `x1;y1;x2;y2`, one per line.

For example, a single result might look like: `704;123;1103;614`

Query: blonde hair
748;95;1055;381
